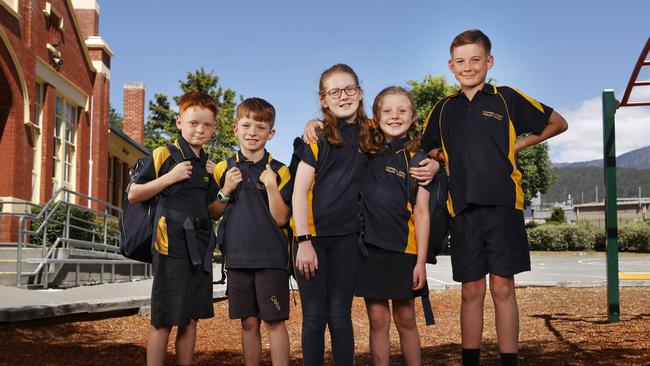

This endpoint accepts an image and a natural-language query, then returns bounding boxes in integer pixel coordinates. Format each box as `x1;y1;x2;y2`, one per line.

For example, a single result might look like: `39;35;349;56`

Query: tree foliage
406;75;456;127
407;75;554;207
517;142;555;206
144;68;241;162
109;105;123;130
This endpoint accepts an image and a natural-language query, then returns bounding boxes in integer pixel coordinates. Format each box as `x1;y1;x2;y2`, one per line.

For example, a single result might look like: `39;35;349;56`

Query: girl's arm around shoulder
412;187;431;291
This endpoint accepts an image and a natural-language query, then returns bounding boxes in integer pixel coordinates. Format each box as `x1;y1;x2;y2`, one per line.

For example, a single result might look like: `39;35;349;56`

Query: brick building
0;0;146;241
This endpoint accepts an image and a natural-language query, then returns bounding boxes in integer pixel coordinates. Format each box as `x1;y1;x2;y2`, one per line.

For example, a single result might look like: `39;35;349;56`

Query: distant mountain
552;146;650;169
542;167;650;204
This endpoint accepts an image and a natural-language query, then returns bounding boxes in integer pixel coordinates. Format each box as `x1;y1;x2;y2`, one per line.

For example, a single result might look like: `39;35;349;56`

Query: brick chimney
123;83;145;145
71;0;100;38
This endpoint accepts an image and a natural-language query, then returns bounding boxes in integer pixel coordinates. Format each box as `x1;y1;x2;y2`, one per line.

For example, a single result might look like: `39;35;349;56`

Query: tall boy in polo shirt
208;97;292;366
421;30;568;366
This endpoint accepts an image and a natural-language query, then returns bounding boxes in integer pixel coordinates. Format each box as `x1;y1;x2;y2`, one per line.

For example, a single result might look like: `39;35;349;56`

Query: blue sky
100;0;650;164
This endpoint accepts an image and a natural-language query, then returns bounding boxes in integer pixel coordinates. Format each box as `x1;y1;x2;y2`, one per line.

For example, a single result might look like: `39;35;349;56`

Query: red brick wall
123;83;145;145
73;8;98;39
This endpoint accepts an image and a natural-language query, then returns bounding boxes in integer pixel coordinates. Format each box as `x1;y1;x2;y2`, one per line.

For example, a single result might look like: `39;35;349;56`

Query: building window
52;96;77;193
31;83;43;202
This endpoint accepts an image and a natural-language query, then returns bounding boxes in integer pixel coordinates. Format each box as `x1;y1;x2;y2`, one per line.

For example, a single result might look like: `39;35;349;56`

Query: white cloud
548;88;650;163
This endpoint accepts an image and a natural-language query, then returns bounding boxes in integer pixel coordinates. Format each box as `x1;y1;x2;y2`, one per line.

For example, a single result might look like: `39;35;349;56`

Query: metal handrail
14;187;129;286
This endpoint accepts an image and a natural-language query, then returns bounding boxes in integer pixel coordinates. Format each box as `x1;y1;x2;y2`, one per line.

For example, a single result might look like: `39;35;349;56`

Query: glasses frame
325;85;360;99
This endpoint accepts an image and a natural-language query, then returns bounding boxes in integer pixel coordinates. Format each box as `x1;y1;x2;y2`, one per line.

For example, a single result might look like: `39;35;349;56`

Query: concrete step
0;247;43;260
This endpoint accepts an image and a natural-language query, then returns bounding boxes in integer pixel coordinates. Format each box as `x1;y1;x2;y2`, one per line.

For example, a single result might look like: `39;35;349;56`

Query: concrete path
1;253;649;323
426;252;650;289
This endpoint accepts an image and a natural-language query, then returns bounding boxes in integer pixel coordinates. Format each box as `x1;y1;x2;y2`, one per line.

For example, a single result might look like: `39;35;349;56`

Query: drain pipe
87;96;94;208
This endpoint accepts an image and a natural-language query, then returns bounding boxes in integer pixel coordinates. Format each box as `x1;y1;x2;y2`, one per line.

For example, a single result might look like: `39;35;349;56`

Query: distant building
0;1;146;242
574;199;650;227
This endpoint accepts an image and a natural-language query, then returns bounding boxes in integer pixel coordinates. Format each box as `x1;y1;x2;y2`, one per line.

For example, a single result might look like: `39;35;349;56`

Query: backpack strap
402;149;419;207
150;144;187;260
215;157;238;284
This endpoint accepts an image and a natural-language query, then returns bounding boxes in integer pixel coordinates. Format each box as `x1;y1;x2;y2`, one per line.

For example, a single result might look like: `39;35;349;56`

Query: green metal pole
602;89;619;323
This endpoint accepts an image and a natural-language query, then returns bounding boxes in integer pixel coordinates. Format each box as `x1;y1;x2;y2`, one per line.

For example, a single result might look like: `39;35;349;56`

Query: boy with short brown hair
209;97;292;366
421;29;568;366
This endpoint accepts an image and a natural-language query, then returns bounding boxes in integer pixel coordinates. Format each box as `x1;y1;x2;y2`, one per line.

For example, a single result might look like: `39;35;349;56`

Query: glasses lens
328;88;342;98
344;85;358;96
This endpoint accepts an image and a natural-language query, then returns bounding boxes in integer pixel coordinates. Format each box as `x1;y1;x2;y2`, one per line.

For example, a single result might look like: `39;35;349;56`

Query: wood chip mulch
1;287;649;365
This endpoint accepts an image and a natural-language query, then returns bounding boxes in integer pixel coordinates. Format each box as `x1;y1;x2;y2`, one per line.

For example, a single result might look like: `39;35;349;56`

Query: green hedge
527;221;650;252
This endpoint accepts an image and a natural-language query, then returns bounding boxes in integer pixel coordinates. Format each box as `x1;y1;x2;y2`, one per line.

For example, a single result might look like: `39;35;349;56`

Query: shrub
527;224;595;251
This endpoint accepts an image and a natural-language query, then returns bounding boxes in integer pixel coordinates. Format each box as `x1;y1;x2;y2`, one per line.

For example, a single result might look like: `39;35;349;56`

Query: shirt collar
386;135;410;153
451;83;498;98
175;136;207;163
236;149;272;168
337;118;356;129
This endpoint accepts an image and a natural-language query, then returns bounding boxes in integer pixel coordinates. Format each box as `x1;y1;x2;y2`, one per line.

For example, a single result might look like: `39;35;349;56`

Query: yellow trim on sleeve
512;87;545;113
213;160;228;188
153;147;172;178
405;202;417;255
155;216;169;255
309;143;319;162
277;165;291;191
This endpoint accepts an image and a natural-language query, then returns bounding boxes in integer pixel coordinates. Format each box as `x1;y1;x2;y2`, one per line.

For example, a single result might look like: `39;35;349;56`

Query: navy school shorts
449;204;530;283
227;268;290;321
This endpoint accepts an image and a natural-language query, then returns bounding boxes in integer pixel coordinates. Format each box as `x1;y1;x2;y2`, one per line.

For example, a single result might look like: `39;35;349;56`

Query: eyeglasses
325;85;360;99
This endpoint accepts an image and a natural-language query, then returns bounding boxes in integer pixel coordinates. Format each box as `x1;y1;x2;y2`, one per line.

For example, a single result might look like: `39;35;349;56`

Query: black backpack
404;149;450;265
214;155;293;284
119;145;185;263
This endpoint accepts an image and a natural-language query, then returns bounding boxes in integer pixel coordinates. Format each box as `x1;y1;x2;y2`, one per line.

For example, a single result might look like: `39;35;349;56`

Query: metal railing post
603;89;620;323
16;217;24;286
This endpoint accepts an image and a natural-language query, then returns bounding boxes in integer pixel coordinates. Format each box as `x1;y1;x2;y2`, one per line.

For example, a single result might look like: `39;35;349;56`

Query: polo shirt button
247;178;251;183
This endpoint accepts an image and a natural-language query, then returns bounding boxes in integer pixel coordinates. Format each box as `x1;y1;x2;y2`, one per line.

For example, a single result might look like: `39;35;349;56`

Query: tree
517;142;556;206
548;207;566;224
109;105;123;130
144;68;241;162
407;74;554;207
406;75;457;126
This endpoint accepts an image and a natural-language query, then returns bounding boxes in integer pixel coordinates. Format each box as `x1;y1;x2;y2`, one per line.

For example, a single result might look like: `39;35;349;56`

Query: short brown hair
236;97;276;128
178;91;218;116
450;29;492;55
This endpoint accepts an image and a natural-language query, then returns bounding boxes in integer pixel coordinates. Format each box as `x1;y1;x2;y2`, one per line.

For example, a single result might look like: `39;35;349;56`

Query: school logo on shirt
385;166;406;179
482;110;504;121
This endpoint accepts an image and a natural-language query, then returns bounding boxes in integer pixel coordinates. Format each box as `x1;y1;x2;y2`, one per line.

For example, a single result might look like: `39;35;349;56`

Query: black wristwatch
296;234;313;243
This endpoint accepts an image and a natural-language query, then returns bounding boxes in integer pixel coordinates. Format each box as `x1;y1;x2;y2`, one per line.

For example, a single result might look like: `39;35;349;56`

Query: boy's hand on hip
296;241;318;280
259;164;278;189
169;161;193;183
303;120;324;144
222;167;242;196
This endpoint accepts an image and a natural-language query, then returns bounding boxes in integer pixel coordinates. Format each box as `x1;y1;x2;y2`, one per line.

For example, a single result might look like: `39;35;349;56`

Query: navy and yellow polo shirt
292;118;367;237
135;136;213;258
212;150;292;270
421;84;553;216
362;137;428;254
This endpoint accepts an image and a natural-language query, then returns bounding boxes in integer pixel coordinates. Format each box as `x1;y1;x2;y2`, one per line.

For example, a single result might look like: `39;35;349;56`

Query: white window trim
0;0;20;19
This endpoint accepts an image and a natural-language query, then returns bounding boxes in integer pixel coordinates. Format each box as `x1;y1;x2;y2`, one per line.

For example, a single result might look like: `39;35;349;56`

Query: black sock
500;352;518;366
462;348;480;366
